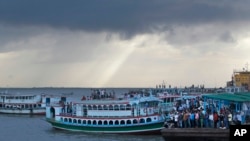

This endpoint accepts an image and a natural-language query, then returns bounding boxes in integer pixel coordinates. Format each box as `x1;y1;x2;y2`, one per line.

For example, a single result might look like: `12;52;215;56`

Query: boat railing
46;102;62;107
59;113;160;118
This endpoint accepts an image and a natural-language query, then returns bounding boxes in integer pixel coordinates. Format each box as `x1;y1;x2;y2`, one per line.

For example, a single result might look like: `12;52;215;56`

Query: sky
0;0;250;88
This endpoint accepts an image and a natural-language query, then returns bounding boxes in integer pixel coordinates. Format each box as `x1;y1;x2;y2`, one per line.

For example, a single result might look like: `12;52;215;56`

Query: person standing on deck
228;111;232;127
224;111;229;129
219;113;225;128
208;112;214;128
178;112;183;128
190;111;195;128
213;112;219;128
204;111;209;128
195;111;200;127
174;112;178;127
236;111;242;125
187;110;191;128
241;111;245;124
199;110;204;128
183;111;188;128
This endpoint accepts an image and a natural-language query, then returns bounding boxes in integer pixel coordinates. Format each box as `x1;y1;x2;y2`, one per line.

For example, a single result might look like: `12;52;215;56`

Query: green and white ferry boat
45;92;165;134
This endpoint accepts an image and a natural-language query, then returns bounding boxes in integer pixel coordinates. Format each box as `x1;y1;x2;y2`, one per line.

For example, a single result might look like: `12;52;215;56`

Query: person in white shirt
174;112;179;127
208;112;214;128
236;111;242;125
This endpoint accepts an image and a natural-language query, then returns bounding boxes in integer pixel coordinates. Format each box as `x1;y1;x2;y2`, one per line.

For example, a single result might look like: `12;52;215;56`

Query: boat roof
175;95;199;100
158;95;181;99
0;93;40;97
73;96;162;105
202;92;250;102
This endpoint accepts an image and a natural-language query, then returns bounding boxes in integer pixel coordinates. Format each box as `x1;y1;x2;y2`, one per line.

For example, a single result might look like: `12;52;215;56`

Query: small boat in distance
0;93;69;115
45;91;166;134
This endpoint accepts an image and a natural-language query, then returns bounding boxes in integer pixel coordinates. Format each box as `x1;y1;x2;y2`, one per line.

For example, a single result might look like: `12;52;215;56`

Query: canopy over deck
202;92;250;102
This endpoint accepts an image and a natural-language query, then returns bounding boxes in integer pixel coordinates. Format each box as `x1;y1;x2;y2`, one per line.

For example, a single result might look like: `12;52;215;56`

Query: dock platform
161;128;229;141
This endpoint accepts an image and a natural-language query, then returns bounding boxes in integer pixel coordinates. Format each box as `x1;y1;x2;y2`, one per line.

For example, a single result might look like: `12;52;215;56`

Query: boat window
126;104;131;110
60;118;63;121
83;120;86;124
120;120;125;125
108;105;113;110
69;118;72;123
104;120;108;125
34;104;37;108
98;105;102;110
93;105;97;110
171;98;174;102
126;120;132;124
146;118;152;122
109;121;113;125
7;96;13;99
64;118;68;122
133;119;138;124
83;105;87;109
98;121;102;125
87;120;91;125
140;118;145;123
103;105;108;110
120;105;125;110
38;104;41;107
93;120;97;125
114;105;119;111
114;120;119;125
87;105;92;110
78;119;81;124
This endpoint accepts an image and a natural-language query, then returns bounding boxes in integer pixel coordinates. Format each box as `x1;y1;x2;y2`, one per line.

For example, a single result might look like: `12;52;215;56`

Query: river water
0;114;164;141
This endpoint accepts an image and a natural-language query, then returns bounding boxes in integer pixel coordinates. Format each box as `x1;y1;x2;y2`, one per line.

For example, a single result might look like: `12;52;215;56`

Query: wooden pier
161;128;229;141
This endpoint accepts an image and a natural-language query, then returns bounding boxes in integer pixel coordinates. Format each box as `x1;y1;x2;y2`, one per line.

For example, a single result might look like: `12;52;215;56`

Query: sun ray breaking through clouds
1;1;250;88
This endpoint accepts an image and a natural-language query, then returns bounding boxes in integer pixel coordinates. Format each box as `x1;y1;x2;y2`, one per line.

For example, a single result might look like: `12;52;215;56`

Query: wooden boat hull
46;118;164;134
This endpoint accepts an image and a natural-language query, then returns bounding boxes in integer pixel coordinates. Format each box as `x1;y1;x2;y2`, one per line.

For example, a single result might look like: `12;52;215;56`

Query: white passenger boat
45;92;165;134
0;93;68;115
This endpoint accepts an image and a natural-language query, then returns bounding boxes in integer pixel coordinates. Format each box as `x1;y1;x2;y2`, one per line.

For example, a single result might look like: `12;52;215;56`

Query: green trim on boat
46;118;164;133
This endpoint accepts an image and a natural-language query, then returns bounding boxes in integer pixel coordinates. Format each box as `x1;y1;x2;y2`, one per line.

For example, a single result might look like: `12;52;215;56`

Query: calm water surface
0;88;163;141
0;114;164;141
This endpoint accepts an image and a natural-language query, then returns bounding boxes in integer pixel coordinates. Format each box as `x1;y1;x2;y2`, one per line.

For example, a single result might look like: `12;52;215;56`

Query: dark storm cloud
1;0;250;36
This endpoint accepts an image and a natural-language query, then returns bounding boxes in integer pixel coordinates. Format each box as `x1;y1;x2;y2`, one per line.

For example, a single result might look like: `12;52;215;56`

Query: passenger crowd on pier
165;96;248;129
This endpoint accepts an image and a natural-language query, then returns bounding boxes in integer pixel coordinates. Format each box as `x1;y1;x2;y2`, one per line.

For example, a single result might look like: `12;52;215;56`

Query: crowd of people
165;96;247;129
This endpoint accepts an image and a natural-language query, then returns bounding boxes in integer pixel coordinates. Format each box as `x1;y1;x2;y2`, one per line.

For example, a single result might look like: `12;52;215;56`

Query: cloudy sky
0;0;250;88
